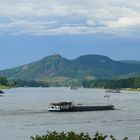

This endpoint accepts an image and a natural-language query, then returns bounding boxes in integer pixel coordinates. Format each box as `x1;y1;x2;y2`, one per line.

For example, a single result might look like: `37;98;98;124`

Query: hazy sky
0;0;140;70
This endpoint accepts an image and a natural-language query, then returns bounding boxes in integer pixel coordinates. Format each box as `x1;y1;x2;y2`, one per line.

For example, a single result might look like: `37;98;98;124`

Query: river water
0;87;140;140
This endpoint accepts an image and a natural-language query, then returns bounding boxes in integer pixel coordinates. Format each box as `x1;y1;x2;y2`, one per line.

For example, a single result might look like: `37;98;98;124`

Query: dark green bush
31;131;130;140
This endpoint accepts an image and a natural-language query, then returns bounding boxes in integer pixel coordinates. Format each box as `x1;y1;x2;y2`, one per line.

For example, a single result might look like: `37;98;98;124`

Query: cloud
107;17;140;28
0;0;140;37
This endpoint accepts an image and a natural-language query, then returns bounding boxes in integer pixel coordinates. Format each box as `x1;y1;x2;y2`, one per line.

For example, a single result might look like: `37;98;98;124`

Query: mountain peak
52;53;62;58
75;54;113;66
42;54;62;61
76;54;112;60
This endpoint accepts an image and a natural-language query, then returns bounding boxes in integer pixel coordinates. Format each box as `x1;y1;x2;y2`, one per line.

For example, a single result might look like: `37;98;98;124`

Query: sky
0;0;140;70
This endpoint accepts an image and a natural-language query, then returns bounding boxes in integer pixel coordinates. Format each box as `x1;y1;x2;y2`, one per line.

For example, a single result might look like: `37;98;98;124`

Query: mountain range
0;54;140;85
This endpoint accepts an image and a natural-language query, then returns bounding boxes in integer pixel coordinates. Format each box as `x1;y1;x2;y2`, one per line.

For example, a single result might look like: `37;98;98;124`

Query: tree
0;77;8;85
31;131;130;140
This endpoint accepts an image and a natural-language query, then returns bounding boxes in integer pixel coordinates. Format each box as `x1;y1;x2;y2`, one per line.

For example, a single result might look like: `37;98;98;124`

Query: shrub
30;131;130;140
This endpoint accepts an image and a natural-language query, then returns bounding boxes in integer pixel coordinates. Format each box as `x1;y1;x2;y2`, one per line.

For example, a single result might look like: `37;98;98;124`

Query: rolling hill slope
0;54;140;85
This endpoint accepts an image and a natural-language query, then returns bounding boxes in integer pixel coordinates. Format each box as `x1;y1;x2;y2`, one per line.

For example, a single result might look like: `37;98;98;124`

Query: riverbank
0;85;10;89
122;88;140;91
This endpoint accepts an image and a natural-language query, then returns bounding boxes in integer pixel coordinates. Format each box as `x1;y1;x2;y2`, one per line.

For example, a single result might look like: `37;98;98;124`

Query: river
0;87;140;140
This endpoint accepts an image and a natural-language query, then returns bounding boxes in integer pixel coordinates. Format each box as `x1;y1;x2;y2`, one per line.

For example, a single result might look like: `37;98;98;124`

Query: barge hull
49;105;114;112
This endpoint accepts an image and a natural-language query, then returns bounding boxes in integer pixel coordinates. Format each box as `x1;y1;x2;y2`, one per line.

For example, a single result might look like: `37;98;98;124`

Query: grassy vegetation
0;85;10;89
85;76;96;80
127;88;140;91
31;131;130;140
43;76;70;83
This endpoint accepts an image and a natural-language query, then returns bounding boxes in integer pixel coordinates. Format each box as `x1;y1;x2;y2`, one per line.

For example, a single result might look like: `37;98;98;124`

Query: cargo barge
48;102;114;112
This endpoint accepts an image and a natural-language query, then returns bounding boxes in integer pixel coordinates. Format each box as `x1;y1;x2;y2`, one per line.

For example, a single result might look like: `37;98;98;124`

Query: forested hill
0;54;140;85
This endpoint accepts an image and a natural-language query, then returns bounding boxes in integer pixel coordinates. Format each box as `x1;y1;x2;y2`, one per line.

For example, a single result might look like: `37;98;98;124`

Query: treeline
82;77;140;89
0;77;14;87
31;131;130;140
0;77;49;88
14;79;49;87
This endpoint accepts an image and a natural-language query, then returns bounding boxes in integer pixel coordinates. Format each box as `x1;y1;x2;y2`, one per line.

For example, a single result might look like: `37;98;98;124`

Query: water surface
0;87;140;139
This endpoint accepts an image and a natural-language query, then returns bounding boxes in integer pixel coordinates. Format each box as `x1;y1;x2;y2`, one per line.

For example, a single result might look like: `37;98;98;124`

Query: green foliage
82;77;140;89
0;77;50;88
31;131;132;140
14;79;49;87
0;77;8;85
0;77;10;89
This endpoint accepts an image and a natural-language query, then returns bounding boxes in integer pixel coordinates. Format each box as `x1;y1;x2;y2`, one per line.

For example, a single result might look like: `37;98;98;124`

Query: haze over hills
0;54;140;85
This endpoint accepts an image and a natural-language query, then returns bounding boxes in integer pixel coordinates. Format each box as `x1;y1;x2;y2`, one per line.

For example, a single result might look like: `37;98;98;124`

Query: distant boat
0;90;4;94
0;90;4;96
105;89;121;93
70;86;78;90
48;101;114;112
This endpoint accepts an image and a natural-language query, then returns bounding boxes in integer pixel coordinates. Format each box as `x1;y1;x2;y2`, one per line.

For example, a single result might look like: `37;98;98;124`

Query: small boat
70;86;78;90
0;90;4;94
48;102;114;112
0;90;4;96
105;89;121;93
